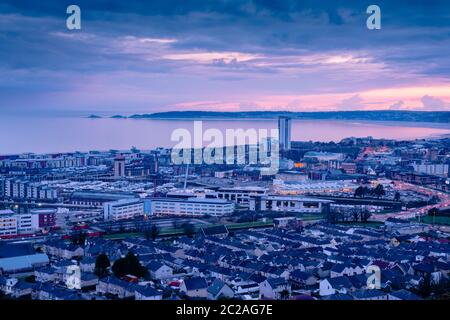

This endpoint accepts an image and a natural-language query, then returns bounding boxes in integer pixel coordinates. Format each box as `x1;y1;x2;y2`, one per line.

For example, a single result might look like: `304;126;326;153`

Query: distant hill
128;110;450;123
87;114;102;119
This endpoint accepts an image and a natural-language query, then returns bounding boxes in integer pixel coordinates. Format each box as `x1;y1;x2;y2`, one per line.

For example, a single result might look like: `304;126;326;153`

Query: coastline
128;117;450;130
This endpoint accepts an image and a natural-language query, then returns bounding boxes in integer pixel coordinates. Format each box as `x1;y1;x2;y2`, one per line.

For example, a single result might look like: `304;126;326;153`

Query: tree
429;195;440;205
94;253;110;278
182;222;196;237
131;146;140;153
355;186;372;198
354;186;365;198
112;251;148;278
279;290;290;300
71;231;86;246
144;227;151;240
418;273;431;297
394;191;401;202
150;224;160;240
361;210;371;222
105;221;113;233
172;219;180;230
352;209;359;222
373;184;385;198
143;224;159;240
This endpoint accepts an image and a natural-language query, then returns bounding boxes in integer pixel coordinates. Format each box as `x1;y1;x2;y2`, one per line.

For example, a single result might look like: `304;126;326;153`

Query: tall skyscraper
278;116;292;151
114;154;126;178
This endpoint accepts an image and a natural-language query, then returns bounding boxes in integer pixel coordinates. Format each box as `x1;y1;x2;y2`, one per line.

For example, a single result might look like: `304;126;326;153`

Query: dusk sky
1;0;450;116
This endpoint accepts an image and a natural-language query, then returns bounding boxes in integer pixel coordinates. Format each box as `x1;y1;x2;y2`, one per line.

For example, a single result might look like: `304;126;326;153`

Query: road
371;181;450;224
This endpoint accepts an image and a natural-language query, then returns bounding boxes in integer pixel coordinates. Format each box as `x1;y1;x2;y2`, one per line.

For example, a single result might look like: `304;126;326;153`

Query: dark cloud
0;1;449;112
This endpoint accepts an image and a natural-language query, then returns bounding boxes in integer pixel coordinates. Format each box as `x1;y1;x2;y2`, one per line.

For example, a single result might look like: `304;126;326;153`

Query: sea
1;115;449;155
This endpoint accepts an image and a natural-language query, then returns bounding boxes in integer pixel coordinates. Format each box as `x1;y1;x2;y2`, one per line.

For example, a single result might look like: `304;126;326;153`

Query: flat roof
0;209;14;215
71;191;137;201
0;253;49;272
107;198;143;207
151;197;232;205
264;195;333;203
218;186;267;192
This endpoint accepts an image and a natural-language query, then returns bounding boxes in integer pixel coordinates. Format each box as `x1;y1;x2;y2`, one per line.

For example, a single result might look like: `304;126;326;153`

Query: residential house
230;277;260;296
259;277;291;300
289;270;318;288
80;256;96;273
331;261;366;278
134;285;163;300
351;289;388;300
207;278;234;300
147;261;173;280
388;289;422;300
35;267;58;283
180;277;208;298
80;273;99;289
413;262;443;284
319;276;353;296
96;276;136;299
1;277;33;298
44;242;84;259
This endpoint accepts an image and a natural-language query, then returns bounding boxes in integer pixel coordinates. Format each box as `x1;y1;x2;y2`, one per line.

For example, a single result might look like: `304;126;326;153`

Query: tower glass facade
278;116;292;151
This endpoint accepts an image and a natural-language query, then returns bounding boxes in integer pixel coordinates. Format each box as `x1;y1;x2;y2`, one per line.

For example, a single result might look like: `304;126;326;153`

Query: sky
1;0;450;116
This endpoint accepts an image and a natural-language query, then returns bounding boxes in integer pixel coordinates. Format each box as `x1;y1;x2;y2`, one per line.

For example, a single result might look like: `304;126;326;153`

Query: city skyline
1;0;450;116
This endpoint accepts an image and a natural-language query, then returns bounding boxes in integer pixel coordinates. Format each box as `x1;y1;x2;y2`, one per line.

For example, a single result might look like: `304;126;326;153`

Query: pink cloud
169;84;450;112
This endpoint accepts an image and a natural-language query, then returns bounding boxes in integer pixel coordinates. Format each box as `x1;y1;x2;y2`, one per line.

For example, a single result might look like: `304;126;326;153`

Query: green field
225;220;273;230
103;232;141;240
415;215;450;226
102;219;274;240
295;213;326;221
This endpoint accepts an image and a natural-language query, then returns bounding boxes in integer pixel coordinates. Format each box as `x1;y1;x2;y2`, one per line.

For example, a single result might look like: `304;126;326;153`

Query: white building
0;209;53;236
0;210;17;236
413;163;449;177
304;151;345;162
249;195;332;213
215;186;267;207
259;278;291;299
2;179;57;201
151;198;234;216
16;213;39;234
103;198;144;221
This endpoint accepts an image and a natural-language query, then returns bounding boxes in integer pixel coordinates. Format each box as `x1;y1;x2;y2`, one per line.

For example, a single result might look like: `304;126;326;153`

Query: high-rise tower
114;154;126;178
278;116;292;151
